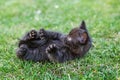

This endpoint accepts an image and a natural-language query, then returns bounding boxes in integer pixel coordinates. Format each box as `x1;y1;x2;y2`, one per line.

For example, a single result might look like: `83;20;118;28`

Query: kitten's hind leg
46;44;63;63
29;30;37;39
39;28;47;40
46;44;57;54
39;28;63;40
22;30;38;41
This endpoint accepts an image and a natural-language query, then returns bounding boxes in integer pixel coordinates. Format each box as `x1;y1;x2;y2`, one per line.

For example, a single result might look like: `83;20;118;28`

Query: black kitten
16;21;92;63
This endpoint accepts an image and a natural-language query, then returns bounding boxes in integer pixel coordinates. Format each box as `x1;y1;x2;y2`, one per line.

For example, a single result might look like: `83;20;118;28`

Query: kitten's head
64;21;89;48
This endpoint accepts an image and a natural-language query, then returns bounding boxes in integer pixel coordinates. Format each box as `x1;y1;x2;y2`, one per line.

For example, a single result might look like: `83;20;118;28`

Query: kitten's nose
81;39;84;42
80;38;85;44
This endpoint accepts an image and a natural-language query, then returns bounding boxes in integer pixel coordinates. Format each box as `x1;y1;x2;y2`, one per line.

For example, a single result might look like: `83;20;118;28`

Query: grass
0;0;120;79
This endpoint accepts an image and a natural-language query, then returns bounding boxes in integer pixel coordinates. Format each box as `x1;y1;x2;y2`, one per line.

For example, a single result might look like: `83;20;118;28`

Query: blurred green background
0;0;120;80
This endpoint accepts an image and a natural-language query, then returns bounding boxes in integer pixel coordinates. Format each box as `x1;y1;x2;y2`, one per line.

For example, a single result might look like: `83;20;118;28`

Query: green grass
0;0;120;79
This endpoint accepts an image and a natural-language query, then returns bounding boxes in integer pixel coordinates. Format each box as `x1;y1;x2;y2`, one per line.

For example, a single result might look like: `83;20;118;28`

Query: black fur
16;21;92;63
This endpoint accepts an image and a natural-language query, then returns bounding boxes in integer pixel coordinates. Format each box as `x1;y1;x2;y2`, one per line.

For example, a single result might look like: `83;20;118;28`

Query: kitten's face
64;21;88;48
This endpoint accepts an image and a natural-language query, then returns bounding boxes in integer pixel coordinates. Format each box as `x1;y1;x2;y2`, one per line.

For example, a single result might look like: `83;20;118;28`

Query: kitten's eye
82;32;87;39
79;32;87;38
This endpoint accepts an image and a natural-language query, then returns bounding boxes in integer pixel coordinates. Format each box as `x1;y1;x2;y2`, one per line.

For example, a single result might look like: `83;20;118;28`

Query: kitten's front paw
28;30;37;40
39;29;46;40
46;44;57;54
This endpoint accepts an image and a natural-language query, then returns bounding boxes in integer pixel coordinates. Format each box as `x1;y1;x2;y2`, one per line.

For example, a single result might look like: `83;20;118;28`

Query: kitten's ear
80;20;86;30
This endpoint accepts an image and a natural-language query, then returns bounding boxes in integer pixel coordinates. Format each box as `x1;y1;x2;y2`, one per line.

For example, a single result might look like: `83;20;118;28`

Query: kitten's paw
39;29;46;40
46;44;57;54
29;30;37;40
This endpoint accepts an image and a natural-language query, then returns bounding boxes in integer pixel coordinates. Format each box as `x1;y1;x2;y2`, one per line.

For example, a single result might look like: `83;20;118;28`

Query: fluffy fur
16;21;92;63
